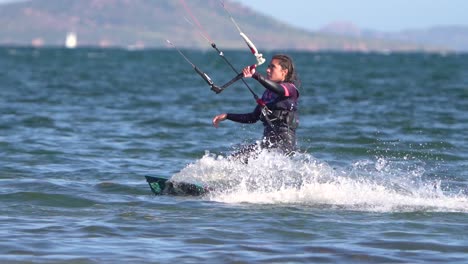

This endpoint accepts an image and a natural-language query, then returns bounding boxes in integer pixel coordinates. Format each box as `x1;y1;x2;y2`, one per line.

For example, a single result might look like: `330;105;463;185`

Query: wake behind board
145;176;209;196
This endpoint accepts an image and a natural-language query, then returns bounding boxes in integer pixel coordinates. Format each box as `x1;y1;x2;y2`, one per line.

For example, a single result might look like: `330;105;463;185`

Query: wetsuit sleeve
253;72;288;96
226;105;261;124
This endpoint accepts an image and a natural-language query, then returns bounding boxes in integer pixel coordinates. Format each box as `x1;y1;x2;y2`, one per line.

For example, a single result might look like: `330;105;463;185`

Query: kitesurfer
212;54;300;160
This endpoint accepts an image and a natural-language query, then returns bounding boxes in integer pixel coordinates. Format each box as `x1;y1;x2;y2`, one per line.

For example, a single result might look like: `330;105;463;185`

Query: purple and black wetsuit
226;72;299;157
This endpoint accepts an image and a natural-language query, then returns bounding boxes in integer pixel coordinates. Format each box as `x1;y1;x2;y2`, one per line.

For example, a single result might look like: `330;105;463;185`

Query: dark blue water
1;47;467;263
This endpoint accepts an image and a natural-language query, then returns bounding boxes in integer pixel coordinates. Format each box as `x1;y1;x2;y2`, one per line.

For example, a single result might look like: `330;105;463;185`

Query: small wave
170;151;468;213
1;179;98;208
21;116;55;128
95;181;147;195
2;191;96;208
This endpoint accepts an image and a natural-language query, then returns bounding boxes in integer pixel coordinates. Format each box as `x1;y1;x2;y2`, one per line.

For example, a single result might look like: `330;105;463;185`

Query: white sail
65;32;77;48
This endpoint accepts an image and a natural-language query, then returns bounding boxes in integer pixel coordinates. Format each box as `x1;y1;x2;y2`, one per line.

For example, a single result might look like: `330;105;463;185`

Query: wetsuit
226;72;299;158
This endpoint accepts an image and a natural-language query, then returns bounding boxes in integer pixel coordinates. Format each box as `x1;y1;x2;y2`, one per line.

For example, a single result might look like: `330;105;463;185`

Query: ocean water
0;47;467;263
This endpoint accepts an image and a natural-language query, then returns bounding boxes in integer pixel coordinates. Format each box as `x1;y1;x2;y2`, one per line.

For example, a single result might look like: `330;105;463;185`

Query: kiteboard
145;176;210;196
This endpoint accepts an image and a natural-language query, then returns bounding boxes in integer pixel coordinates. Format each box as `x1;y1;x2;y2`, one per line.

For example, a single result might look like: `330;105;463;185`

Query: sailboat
65;32;77;49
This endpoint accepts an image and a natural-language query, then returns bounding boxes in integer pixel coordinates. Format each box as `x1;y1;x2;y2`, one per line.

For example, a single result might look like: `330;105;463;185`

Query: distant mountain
319;21;468;52
0;0;453;52
385;26;468;52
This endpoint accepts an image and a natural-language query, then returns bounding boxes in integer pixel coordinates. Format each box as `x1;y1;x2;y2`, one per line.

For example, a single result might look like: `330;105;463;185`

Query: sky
1;0;467;32
233;0;468;32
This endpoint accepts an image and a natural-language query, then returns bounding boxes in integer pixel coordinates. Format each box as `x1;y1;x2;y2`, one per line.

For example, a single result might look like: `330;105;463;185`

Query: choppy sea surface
1;47;467;263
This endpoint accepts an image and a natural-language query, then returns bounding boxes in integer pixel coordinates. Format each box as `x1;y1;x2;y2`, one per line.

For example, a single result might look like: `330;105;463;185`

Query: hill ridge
0;0;458;52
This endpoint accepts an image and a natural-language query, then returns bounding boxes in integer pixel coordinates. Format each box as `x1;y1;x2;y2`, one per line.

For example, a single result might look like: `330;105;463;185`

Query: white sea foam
171;150;468;213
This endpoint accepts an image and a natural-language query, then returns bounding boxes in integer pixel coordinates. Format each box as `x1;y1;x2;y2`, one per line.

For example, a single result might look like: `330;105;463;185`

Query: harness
261;110;299;131
259;85;299;131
